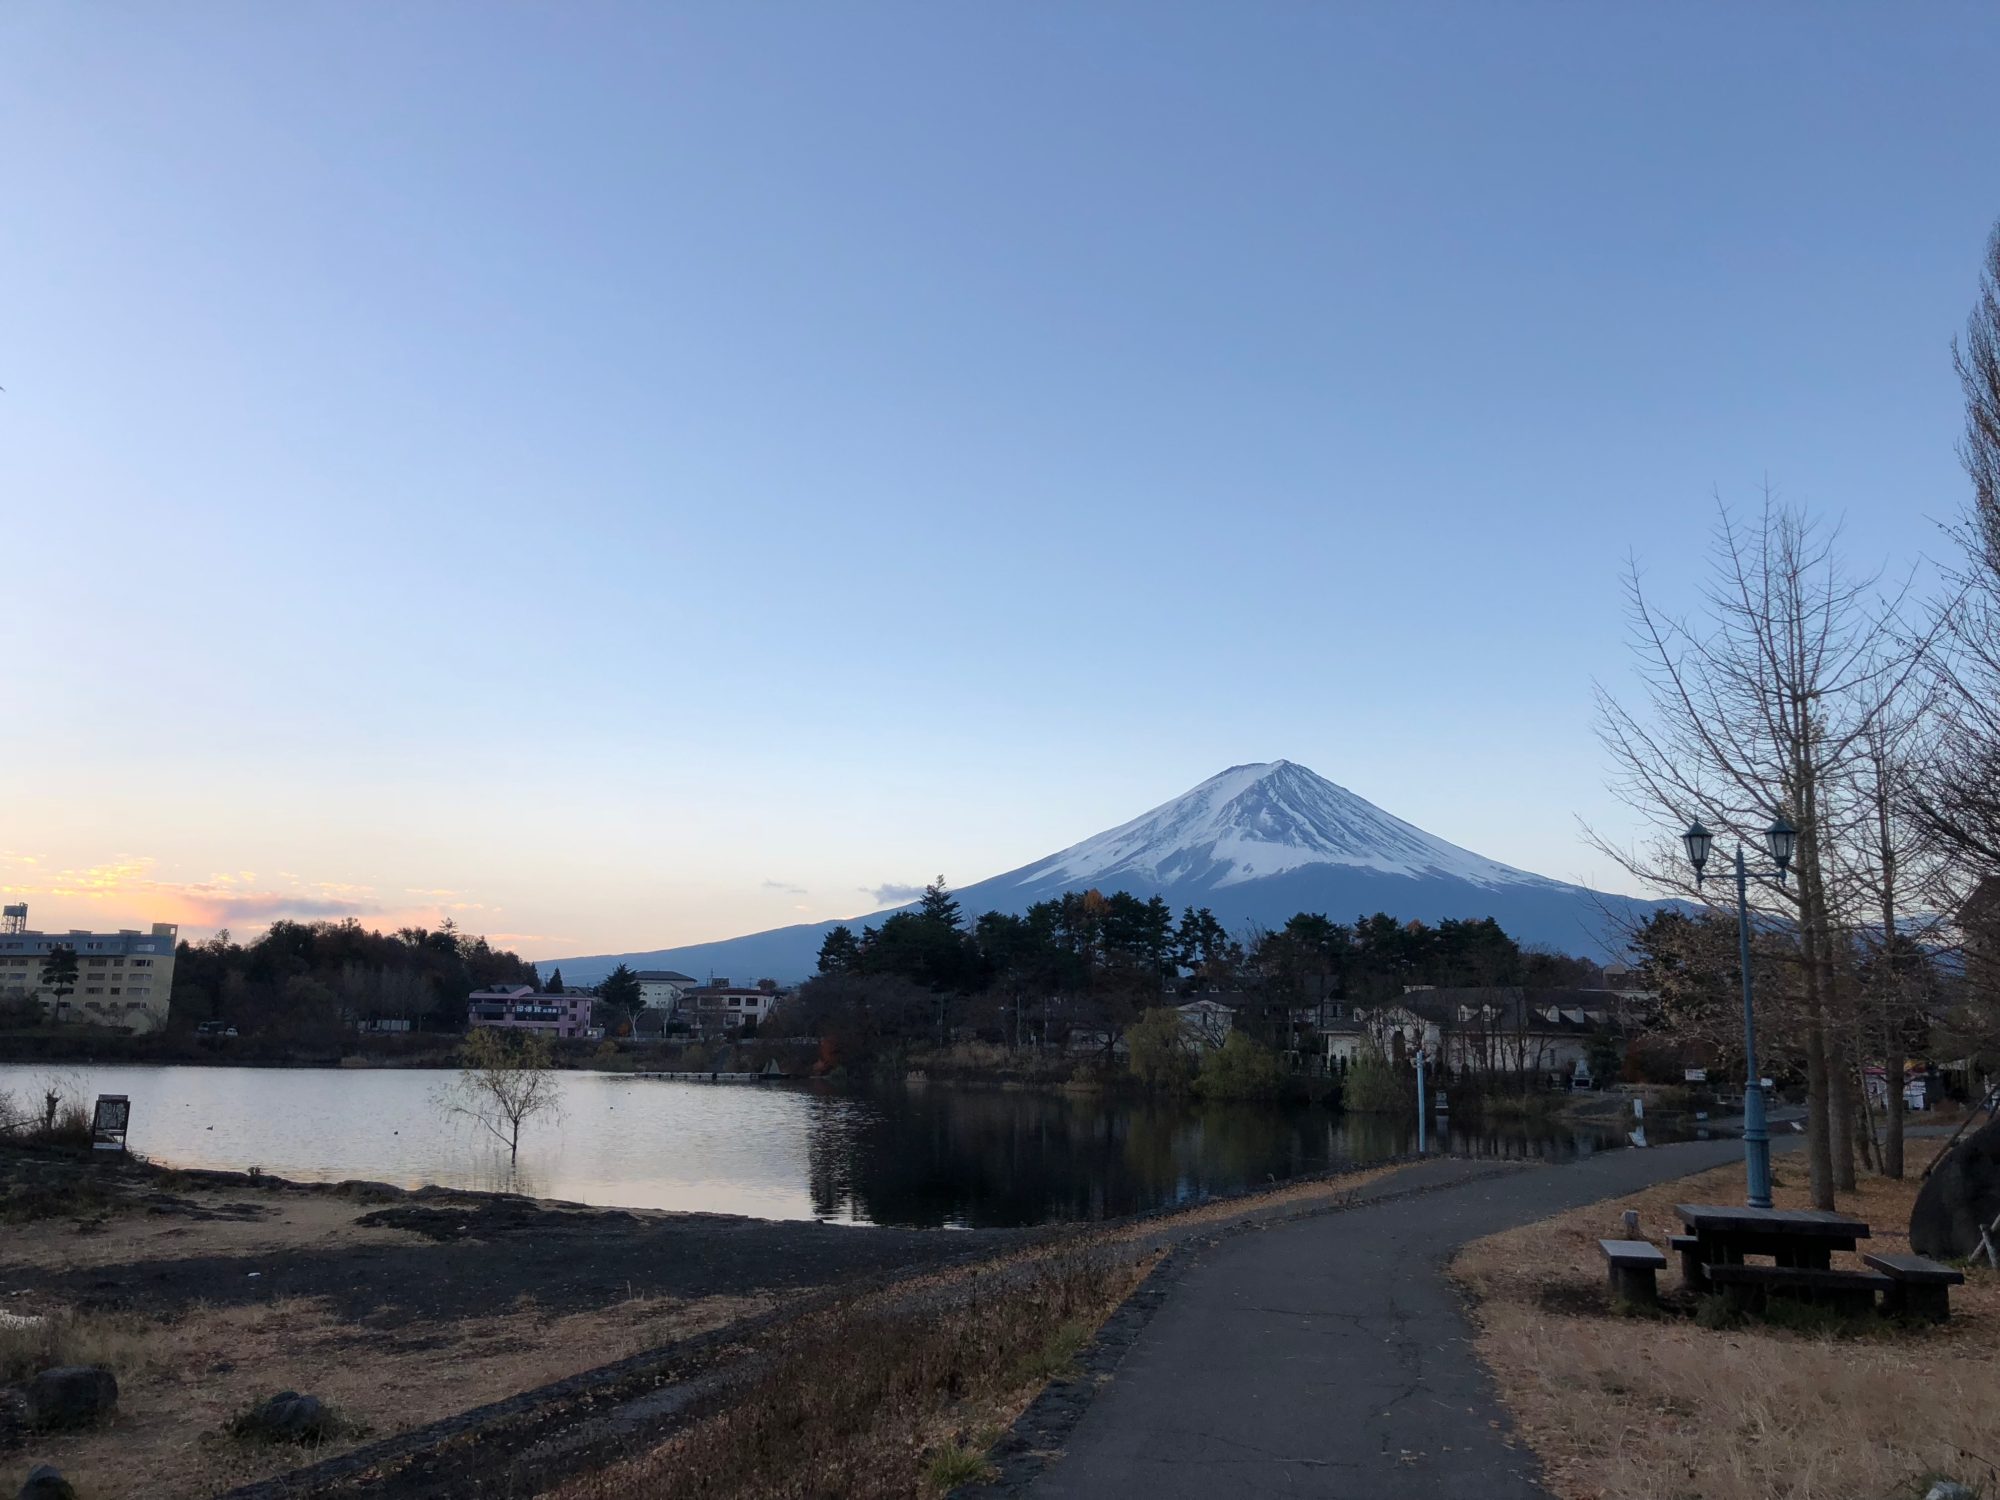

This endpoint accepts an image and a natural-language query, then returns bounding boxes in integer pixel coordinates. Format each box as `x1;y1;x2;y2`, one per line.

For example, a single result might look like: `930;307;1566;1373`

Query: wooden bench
1599;1239;1668;1306
1703;1261;1892;1315
1862;1252;1965;1322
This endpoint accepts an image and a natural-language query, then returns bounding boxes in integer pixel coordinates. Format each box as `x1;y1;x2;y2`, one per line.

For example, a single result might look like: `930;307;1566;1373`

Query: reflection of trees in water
798;1086;1635;1228
1430;1117;1625;1161
806;1088;1374;1228
463;1148;546;1200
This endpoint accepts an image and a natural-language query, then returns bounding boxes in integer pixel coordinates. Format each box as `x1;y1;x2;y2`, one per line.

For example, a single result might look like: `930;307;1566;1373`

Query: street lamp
1682;815;1795;1209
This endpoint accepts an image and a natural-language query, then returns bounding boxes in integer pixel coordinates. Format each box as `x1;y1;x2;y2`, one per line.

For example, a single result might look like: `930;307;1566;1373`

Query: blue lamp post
1682;814;1797;1210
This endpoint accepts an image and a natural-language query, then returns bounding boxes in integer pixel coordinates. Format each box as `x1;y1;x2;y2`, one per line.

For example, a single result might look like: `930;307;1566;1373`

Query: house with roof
682;978;786;1037
1175;997;1236;1051
635;969;697;1017
467;985;592;1039
1325;987;1624;1082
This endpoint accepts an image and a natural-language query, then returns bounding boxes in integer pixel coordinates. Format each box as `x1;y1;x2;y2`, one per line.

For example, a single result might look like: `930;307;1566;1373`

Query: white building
635;969;697;1017
1175;998;1235;1051
683;978;784;1036
0;905;179;1034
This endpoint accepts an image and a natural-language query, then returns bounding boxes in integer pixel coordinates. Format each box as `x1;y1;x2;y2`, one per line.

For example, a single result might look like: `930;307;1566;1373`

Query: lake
0;1063;1645;1228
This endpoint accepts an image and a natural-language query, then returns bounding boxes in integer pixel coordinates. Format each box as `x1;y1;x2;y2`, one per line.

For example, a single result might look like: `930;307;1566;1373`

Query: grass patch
1005;1317;1093;1387
924;1443;996;1491
1453;1141;2000;1500
555;1252;1138;1500
0;1308;157;1384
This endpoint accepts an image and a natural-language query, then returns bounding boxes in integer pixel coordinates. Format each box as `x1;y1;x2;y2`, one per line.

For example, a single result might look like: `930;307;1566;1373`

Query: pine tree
597;964;642;1016
917;876;963;931
817;926;861;976
544;966;565;993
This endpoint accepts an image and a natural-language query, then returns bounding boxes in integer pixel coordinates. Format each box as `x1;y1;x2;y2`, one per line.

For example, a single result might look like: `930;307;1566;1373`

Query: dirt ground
0;1145;1412;1500
0;1151;1028;1499
1453;1141;2000;1500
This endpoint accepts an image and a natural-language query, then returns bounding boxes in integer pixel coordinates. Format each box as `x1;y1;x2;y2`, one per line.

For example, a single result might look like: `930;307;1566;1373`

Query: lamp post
1682;815;1797;1211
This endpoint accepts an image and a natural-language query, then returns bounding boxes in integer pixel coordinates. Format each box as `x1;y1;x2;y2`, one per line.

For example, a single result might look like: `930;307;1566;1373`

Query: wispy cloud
865;881;926;906
762;878;808;896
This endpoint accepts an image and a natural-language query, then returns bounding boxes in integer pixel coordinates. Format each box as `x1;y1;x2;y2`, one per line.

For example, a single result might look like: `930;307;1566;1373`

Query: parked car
196;1020;239;1038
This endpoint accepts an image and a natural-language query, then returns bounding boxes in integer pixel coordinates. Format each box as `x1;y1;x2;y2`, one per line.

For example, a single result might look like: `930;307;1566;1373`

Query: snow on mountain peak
1014;760;1550;893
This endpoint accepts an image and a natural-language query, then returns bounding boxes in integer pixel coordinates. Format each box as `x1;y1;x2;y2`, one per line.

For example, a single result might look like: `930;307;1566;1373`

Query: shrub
1126;1009;1196;1092
1342;1043;1408;1113
1194;1033;1286;1099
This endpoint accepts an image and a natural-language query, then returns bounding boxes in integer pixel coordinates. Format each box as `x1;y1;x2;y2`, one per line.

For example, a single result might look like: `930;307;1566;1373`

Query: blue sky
4;3;1995;957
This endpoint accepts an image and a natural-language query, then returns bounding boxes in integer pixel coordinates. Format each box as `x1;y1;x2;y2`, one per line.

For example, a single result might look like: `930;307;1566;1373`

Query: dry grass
0;1307;161;1385
550;1251;1147;1500
1453;1142;2000;1500
12;1290;768;1499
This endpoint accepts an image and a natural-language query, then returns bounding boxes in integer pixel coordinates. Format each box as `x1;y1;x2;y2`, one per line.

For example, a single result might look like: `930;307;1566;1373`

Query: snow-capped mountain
549;760;1658;983
1009;761;1552;893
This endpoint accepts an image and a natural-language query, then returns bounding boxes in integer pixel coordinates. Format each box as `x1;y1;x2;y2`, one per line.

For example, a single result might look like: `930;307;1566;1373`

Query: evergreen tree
597;963;642;1016
543;966;565;993
817;926;861;976
38;944;79;1013
917;876;963;930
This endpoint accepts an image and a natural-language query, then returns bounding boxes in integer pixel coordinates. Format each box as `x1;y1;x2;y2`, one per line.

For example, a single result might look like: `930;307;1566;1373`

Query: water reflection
0;1064;1641;1229
797;1085;1638;1228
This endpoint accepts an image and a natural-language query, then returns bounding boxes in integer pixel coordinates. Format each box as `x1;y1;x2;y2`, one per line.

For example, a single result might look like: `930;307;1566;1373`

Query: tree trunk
1803;1017;1835;1209
1830;1035;1858;1193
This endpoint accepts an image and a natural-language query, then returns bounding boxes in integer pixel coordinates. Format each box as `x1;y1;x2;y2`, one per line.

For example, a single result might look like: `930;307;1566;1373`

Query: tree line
1594;218;2000;1205
170;918;540;1042
784;878;1602;1066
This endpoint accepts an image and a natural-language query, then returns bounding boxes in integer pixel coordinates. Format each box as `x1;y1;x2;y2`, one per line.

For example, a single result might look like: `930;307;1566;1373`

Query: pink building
467;985;591;1039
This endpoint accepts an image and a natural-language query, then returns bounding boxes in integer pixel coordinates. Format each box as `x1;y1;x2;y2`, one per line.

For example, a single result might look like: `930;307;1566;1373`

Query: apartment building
0;905;179;1034
467;984;594;1039
682;977;785;1036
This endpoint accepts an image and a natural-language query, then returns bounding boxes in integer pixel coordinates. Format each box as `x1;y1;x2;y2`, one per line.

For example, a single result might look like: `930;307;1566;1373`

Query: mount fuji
549;761;1662;984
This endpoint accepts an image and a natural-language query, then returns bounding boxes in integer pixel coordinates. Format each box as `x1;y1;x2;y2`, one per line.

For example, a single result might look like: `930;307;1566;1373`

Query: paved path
1028;1139;1782;1500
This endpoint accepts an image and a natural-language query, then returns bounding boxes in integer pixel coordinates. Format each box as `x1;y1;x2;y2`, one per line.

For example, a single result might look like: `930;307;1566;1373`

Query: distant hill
547;760;1664;984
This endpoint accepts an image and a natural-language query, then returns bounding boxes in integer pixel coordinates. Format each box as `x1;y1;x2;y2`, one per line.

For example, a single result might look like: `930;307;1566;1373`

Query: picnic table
1660;1203;1961;1320
1673;1203;1870;1283
1672;1203;1885;1311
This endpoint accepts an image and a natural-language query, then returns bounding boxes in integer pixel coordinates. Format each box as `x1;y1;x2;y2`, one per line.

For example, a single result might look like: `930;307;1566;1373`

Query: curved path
1026;1138;1780;1500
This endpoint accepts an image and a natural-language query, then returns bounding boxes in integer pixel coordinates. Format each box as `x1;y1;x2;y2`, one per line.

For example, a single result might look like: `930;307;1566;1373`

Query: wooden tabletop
1675;1203;1871;1238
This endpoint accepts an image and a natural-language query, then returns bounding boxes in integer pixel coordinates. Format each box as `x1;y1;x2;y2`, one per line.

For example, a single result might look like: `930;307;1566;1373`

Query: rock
233;1391;337;1443
1924;1483;1977;1500
25;1366;118;1430
19;1465;77;1500
1910;1117;2000;1260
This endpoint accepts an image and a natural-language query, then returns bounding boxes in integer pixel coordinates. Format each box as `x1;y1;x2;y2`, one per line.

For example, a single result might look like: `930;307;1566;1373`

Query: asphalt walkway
1027;1139;1781;1500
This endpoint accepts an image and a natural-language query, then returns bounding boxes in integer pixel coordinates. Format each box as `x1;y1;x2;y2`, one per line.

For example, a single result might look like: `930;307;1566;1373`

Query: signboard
91;1095;130;1153
1684;1068;1708;1083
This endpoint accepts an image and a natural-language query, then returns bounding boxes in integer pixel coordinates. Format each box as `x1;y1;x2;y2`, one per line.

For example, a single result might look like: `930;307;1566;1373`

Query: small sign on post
91;1095;130;1153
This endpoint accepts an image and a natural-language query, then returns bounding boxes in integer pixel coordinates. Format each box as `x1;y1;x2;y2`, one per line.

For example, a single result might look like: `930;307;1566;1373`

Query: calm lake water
0;1064;1645;1228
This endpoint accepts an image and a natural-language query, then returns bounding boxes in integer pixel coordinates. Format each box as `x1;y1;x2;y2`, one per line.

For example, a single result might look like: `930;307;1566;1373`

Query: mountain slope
548;761;1660;983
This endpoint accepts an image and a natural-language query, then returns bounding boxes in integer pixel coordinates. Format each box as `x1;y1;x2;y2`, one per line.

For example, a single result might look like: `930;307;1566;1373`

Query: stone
1909;1117;2000;1260
1924;1483;1977;1500
19;1466;78;1500
233;1391;337;1443
25;1366;118;1430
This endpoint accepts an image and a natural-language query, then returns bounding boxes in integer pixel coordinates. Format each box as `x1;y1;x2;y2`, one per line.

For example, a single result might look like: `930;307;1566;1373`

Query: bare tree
1824;673;1949;1178
1914;220;2000;879
440;1027;564;1162
1592;494;1920;1208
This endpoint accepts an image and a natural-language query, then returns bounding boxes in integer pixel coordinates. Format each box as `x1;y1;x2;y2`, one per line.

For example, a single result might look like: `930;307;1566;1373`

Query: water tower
1;903;25;935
